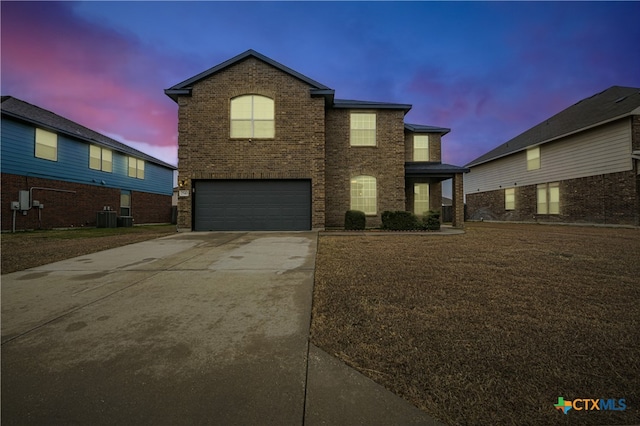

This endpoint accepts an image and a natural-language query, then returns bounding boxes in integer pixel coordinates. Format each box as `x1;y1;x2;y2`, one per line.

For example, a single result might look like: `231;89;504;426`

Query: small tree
345;210;366;230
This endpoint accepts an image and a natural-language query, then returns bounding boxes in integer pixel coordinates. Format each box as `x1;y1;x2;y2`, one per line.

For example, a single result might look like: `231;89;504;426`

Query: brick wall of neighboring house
130;190;173;225
1;173;172;231
466;170;639;225
634;116;640;225
325;108;406;228
175;57;326;230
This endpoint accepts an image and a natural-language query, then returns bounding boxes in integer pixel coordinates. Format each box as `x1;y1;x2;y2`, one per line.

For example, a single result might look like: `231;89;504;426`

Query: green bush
381;210;422;230
345;210;366;230
423;210;441;231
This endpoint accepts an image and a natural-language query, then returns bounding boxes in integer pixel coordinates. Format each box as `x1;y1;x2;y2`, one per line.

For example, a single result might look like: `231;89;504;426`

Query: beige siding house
465;86;640;226
165;50;468;231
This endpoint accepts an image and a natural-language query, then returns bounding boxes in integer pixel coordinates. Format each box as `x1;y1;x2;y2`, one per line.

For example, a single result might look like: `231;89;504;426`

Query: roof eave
405;123;451;136
164;88;192;102
466;111;638;168
1;109;176;170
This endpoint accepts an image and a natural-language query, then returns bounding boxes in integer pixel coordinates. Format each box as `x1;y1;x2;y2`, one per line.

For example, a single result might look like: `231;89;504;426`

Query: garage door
194;180;311;231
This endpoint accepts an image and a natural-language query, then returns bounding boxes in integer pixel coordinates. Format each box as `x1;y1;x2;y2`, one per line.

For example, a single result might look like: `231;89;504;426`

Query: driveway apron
1;232;316;425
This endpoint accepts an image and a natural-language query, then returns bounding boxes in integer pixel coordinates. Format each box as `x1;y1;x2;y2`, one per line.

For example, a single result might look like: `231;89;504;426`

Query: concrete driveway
1;231;442;426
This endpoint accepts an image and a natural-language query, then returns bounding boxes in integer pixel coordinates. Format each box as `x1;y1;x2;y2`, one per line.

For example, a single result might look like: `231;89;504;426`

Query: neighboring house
465;86;640;226
165;49;468;231
1;96;176;231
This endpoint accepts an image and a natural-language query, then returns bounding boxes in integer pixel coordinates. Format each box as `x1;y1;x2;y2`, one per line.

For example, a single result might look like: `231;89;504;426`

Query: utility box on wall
96;211;117;228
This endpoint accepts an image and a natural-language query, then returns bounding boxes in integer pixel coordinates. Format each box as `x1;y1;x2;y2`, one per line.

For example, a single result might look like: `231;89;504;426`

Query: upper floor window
350;175;377;215
35;128;57;161
90;145;112;172
414;135;430;161
505;188;515;210
230;95;274;138
527;147;540;170
537;182;559;214
128;157;145;179
350;113;376;146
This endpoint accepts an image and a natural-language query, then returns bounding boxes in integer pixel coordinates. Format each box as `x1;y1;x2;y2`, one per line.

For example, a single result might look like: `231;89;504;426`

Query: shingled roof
466;86;640;167
1;96;176;169
165;49;334;102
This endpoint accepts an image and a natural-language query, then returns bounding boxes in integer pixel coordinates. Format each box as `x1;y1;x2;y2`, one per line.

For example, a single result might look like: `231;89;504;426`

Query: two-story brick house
165;50;468;231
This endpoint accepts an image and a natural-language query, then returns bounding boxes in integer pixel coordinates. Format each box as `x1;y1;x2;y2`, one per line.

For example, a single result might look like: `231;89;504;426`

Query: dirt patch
311;222;640;425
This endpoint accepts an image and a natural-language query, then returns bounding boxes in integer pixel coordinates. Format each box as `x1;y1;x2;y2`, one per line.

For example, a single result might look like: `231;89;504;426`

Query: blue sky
2;1;639;168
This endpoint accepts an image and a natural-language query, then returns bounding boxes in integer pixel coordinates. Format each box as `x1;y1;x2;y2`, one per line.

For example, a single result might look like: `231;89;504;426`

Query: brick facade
175;57;326;230
404;132;442;162
1;173;172;231
170;51;466;230
466;170;639;226
324;108;406;228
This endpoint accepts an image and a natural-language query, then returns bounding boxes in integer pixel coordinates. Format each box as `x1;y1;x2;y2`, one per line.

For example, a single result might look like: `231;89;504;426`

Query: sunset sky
2;1;639;168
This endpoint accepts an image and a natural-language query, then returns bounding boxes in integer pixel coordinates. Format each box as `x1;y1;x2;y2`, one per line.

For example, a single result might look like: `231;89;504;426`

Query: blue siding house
1;96;176;231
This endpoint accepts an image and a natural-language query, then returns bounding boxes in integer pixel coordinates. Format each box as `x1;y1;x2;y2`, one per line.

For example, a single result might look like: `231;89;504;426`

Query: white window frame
90;145;112;172
350;175;377;215
128;157;145;179
527;146;540;170
413;135;430;161
230;95;275;138
350;113;376;146
35;128;58;161
120;190;131;217
414;183;430;215
505;188;515;210
537;182;560;214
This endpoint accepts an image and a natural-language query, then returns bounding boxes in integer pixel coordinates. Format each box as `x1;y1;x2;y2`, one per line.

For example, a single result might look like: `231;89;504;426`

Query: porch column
452;173;465;228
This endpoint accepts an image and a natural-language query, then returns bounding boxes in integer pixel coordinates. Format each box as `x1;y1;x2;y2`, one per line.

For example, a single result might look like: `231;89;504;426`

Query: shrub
345;210;366;230
423;210;441;231
381;210;422;231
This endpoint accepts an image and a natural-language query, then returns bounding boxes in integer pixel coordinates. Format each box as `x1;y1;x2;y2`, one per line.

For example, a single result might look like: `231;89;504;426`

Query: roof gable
466;86;640;167
1;96;176;169
165;49;333;102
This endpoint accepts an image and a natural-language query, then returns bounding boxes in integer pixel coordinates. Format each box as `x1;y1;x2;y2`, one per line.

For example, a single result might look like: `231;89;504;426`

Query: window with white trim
505;188;515;210
350;175;377;215
537;182;559;214
230;95;274;138
35;128;57;161
90;145;112;172
414;183;430;215
527;147;540;170
413;135;430;161
120;190;131;217
128;157;145;179
350;113;376;146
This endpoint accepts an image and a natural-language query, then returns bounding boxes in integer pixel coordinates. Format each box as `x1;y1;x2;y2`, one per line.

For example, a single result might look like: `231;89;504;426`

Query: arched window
230;95;274;138
350;175;377;215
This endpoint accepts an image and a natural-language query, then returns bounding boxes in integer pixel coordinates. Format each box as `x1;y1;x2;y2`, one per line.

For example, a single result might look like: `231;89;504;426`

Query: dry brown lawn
311;222;640;425
1;225;176;274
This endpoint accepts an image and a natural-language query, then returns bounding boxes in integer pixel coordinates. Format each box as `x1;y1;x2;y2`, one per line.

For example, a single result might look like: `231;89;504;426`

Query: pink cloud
1;2;183;164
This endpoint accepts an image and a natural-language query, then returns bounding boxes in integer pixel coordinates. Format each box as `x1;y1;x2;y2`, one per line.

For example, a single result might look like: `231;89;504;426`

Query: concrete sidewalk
1;231;443;425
